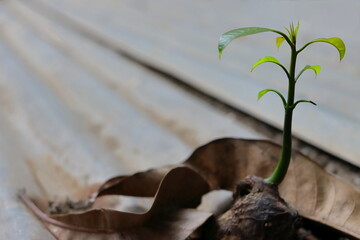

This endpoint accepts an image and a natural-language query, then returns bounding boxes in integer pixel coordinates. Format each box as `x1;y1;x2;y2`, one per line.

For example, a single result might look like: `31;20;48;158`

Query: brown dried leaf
184;138;280;190
20;167;211;240
183;138;360;239
281;150;360;239
85;138;360;238
41;208;211;240
92;138;278;200
96;165;178;198
22;138;360;239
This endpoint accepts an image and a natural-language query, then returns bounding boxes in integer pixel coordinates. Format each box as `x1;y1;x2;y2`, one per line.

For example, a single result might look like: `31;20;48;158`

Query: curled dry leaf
183;138;360;239
96;165;179;198
20;167;211;240
22;138;360;239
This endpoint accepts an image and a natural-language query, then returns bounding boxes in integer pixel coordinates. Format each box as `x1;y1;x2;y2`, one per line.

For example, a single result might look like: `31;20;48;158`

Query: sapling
209;23;346;239
218;22;345;185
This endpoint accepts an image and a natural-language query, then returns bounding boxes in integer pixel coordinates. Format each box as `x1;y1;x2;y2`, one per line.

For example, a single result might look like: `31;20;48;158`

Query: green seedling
218;22;345;185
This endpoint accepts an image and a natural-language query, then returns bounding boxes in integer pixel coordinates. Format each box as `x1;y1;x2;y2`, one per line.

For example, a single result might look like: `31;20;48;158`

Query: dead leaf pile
20;138;360;239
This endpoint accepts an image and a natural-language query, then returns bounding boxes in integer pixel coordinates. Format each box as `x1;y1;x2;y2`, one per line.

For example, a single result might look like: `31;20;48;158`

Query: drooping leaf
276;37;285;49
251;56;289;78
292;100;317;109
308;65;321;75
20;167;211;240
296;65;322;81
218;27;286;58
300;37;346;60
251;56;284;71
257;89;287;108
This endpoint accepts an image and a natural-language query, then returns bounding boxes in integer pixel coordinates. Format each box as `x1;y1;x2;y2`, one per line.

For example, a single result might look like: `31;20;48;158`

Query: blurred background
0;0;359;239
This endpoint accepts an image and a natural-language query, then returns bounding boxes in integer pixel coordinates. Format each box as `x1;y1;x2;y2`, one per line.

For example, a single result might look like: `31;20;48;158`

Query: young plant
218;23;346;185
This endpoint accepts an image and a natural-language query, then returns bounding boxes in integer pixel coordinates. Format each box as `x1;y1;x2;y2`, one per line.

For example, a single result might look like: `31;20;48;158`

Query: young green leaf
258;89;287;108
298;37;346;60
296;65;322;81
276;37;285;49
218;27;289;58
294;22;300;37
284;27;291;37
219;27;271;58
292;100;317;109
251;56;289;78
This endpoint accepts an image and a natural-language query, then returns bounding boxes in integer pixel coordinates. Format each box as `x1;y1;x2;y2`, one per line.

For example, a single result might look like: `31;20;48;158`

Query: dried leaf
281;150;360;239
42;208;211;240
22;138;360;239
92;138;360;238
20;167;211;240
83;139;279;204
96;165;178;198
184;138;279;190
183;138;360;239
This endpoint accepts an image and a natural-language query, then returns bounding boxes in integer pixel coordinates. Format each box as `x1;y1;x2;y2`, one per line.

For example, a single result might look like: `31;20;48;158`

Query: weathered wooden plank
0;0;266;190
0;113;55;239
30;0;360;166
1;4;192;172
31;0;360;115
0;38;127;189
0;3;140;237
7;0;263;149
0;3;185;238
0;2;267;238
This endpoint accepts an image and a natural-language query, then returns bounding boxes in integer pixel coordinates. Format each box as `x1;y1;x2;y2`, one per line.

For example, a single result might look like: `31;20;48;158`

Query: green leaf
294;22;300;37
276;37;285;49
296;65;322;81
251;56;289;78
284;26;291;36
252;56;281;71
292;100;317;109
307;65;321;75
218;27;287;58
299;37;346;60
258;89;287;108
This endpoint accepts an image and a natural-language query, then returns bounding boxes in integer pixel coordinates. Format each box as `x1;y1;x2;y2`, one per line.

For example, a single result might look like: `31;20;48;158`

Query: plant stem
266;44;297;185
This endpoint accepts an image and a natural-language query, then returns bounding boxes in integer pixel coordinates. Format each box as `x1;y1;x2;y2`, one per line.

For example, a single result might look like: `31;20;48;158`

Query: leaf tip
339;52;345;61
276;37;285;50
218;45;224;60
313;65;322;77
257;89;265;101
